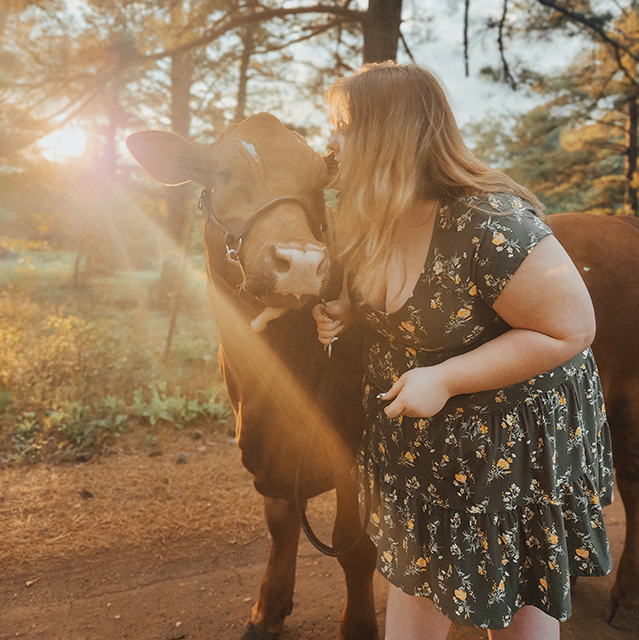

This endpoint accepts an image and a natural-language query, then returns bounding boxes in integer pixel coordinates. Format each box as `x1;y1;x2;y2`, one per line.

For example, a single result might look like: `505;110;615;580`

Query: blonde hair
325;62;542;302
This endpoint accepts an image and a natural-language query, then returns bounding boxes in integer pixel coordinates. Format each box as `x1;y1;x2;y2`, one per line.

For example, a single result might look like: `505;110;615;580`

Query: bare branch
254;19;343;55
400;28;415;63
143;4;364;65
464;0;470;76
498;0;516;89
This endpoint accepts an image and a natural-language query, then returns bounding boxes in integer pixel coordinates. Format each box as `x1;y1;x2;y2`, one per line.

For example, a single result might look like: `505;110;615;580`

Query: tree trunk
166;51;194;246
234;0;258;123
362;0;403;63
102;82;120;184
625;93;639;217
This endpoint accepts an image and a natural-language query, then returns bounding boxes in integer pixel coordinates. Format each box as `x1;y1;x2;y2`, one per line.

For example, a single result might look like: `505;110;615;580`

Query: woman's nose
327;132;342;158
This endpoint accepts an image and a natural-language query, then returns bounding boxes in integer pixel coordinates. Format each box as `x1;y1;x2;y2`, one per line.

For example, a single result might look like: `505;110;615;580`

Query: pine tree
470;1;639;216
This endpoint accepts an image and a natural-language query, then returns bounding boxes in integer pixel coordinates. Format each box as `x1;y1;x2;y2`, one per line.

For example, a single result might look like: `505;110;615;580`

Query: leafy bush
0;286;230;463
130;383;229;427
12;412;44;463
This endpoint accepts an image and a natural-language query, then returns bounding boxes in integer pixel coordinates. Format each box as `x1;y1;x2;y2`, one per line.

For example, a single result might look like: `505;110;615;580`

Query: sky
399;0;593;129
289;0;599;152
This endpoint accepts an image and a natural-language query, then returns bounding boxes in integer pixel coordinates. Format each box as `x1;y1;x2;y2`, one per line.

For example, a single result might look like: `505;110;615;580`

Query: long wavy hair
325;62;542;302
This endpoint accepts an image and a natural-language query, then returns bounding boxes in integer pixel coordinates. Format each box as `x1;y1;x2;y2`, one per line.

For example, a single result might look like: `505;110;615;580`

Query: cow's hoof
605;597;639;632
240;621;281;640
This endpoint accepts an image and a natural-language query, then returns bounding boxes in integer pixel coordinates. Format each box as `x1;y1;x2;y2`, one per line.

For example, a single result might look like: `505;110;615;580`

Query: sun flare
38;126;88;161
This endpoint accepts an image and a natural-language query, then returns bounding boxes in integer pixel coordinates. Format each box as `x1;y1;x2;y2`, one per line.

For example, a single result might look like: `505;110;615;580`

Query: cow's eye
216;169;232;185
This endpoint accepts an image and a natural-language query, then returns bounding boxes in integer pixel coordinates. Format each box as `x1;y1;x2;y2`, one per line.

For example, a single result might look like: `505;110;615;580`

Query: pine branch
533;0;639;87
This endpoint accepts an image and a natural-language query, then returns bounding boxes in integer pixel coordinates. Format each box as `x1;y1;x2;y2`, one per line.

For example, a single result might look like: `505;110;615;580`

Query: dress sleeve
470;194;553;306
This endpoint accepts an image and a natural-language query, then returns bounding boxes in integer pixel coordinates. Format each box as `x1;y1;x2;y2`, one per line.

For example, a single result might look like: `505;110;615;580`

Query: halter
198;188;324;287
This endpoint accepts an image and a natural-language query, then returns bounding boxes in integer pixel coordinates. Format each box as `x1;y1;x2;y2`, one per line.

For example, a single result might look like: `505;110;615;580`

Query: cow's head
127;113;333;330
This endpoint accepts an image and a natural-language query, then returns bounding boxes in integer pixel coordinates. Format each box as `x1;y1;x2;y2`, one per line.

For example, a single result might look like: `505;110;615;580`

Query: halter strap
199;188;325;299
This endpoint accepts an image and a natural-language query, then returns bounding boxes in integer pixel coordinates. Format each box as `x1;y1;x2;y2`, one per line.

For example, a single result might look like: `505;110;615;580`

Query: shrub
0;288;230;463
130;382;229;427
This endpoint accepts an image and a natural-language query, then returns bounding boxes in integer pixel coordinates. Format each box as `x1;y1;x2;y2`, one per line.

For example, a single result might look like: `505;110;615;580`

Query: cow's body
127;115;639;637
546;212;639;631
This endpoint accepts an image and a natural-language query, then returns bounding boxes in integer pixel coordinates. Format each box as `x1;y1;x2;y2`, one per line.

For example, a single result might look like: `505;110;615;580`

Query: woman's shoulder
439;192;547;234
453;192;537;217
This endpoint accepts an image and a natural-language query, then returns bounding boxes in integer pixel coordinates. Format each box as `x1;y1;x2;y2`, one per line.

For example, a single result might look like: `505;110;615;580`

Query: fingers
321;299;349;320
379;379;404;418
312;302;344;346
311;303;327;322
384;398;404;419
382;378;402;401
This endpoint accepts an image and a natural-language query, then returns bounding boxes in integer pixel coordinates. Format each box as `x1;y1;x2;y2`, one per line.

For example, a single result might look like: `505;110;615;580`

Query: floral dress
356;193;613;629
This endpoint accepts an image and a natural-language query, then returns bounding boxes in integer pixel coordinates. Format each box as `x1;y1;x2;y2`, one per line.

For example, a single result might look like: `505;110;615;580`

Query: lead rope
294;390;391;557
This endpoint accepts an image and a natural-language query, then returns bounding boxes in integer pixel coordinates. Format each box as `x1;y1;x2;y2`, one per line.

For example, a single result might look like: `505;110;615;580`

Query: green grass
0;250;231;464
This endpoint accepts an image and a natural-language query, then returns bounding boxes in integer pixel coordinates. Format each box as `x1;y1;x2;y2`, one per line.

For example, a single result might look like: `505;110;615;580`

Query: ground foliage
0;261;231;465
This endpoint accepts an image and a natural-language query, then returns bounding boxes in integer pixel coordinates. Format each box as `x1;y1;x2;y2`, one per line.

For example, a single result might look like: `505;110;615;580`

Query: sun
38;125;88;162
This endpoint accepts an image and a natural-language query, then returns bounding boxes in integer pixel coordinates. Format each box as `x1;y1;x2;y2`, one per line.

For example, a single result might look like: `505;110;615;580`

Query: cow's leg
602;381;639;632
605;475;639;631
332;470;379;640
242;496;301;640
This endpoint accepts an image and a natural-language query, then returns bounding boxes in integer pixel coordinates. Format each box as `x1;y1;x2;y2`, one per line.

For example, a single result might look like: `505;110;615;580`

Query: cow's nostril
273;246;293;274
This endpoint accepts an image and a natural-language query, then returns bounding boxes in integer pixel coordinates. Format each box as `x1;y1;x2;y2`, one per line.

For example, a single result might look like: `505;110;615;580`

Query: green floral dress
356;193;613;629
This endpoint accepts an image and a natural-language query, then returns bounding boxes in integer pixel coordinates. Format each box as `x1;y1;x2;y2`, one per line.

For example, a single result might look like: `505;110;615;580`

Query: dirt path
0;430;634;640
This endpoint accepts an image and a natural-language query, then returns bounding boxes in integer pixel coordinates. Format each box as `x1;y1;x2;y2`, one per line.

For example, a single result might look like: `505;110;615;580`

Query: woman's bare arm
383;235;595;419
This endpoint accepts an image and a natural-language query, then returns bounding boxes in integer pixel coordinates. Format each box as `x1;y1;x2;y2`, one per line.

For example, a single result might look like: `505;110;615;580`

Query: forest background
1;0;638;464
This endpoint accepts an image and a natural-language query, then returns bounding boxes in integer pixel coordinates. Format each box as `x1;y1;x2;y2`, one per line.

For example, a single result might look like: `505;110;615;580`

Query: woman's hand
381;366;452;419
311;299;352;346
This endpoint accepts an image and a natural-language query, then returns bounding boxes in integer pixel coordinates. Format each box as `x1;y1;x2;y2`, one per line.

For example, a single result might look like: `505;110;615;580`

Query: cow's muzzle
269;243;328;298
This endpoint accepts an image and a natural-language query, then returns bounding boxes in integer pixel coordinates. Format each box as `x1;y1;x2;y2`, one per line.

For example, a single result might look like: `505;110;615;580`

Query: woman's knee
385;584;451;640
487;605;559;640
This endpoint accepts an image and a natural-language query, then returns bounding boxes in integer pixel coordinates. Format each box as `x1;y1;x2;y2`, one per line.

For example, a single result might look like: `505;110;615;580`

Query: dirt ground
0;428;635;640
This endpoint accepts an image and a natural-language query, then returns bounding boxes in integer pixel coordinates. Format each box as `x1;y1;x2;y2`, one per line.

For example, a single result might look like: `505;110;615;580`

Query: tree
1;0;419;284
467;0;639;216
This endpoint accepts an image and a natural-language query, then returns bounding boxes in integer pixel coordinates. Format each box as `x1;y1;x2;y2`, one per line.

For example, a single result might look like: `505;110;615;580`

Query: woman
313;62;613;640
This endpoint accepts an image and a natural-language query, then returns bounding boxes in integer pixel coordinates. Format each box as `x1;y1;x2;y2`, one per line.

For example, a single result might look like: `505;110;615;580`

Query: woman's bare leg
384;583;451;640
487;606;559;640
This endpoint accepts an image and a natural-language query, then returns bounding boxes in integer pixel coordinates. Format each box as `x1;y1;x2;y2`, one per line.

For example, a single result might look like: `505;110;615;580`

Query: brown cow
546;213;639;632
127;113;379;640
127;115;639;636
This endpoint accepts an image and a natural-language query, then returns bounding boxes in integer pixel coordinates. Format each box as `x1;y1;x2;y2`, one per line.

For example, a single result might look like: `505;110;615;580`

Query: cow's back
548;212;639;482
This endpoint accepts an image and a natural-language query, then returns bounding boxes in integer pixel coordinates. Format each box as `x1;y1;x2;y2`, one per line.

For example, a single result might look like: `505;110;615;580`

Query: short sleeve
470;194;552;305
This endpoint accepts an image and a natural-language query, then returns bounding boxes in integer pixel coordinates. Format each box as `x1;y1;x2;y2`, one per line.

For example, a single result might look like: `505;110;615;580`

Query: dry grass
0;429;339;574
0;432;265;572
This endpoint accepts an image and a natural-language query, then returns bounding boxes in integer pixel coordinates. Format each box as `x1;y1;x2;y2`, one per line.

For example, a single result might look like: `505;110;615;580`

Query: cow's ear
126;131;210;186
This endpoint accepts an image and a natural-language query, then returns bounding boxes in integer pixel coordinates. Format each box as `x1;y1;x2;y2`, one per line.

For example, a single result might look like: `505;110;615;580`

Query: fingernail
376;393;386;399
331;336;339;343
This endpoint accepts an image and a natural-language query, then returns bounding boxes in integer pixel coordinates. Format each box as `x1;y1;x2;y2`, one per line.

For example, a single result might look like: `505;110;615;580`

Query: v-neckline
365;203;443;316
